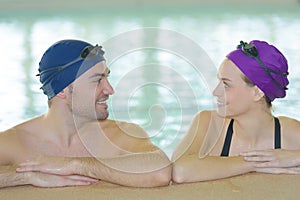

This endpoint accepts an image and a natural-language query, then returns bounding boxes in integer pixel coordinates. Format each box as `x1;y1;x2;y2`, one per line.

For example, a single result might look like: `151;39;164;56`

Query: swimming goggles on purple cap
237;41;288;90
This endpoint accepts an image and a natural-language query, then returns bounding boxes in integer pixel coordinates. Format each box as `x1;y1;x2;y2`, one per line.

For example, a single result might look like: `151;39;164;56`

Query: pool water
0;5;300;157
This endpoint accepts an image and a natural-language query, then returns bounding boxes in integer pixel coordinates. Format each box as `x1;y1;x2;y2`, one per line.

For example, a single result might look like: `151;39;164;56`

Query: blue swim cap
38;39;105;99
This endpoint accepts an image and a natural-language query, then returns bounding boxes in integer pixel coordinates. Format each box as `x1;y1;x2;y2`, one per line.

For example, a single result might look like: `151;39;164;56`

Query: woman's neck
232;110;274;143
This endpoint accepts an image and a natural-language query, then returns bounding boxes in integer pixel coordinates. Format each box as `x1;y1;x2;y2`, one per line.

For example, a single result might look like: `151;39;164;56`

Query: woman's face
213;59;257;118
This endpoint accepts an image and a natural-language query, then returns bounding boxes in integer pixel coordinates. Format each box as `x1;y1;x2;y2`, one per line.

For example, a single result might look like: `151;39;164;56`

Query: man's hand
16;154;171;187
16;156;99;187
16;156;77;176
25;171;99;187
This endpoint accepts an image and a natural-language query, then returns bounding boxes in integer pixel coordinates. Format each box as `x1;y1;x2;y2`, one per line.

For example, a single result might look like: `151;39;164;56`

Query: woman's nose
212;82;222;97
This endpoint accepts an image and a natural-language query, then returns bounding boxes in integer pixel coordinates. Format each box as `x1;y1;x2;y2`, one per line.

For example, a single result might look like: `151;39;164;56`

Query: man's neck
43;105;86;148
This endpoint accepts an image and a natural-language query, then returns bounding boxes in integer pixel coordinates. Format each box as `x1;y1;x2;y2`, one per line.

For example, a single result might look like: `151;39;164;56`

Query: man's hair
48;99;53;108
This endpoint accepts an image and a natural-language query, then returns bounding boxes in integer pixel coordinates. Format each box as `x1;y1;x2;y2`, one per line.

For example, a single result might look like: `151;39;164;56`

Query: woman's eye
223;81;229;88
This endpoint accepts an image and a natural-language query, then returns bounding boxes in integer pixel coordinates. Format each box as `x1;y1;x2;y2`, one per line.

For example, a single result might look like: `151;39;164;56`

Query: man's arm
0;164;98;188
77;150;172;187
76;122;172;187
16;121;172;187
0;165;27;188
17;150;171;187
0;131;28;188
0;163;96;189
0;130;98;188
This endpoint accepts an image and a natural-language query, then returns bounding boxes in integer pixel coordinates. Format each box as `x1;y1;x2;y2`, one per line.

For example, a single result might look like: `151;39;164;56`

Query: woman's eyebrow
220;78;232;82
217;74;231;82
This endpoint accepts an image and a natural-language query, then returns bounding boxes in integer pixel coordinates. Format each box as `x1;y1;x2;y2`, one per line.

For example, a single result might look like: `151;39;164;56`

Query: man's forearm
73;151;172;187
0;165;27;188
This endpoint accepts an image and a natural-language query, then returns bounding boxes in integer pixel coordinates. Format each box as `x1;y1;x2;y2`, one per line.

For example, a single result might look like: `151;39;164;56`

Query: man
0;39;171;188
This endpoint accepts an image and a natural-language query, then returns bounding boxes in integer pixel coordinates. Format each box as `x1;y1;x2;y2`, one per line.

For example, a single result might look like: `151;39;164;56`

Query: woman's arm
173;154;253;183
241;117;300;173
172;111;254;183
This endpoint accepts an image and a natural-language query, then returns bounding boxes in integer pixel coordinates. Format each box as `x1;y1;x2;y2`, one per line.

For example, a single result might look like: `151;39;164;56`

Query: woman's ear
252;86;265;102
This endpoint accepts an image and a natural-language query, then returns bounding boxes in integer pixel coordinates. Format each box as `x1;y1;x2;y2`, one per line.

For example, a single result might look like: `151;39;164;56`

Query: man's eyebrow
89;70;110;79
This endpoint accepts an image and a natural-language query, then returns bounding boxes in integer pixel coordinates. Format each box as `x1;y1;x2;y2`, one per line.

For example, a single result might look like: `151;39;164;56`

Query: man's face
67;61;114;122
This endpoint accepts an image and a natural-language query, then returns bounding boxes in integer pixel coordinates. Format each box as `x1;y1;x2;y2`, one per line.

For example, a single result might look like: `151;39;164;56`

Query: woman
172;40;300;183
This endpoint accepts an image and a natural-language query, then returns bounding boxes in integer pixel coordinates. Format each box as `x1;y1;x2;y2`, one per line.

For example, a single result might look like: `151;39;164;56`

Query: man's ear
56;84;73;99
56;89;67;99
253;86;265;102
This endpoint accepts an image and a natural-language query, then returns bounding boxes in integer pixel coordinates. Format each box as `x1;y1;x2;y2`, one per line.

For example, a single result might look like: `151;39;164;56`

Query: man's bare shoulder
0;116;45;163
1;115;43;138
98;119;149;138
0;124;27;144
0;127;26;164
0;127;18;146
98;119;157;152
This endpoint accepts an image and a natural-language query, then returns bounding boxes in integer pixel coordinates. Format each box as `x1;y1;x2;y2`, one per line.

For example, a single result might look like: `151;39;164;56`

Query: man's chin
96;112;109;120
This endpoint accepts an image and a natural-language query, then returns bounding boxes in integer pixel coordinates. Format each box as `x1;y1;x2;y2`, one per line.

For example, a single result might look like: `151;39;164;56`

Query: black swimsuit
221;117;281;156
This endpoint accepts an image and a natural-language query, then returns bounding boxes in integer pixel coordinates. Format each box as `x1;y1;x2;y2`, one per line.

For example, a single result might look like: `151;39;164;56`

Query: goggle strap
254;57;287;90
36;66;62;76
38;44;104;89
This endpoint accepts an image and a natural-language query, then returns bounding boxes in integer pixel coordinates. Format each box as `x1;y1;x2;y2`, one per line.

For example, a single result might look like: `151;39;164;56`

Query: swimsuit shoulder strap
274;117;281;149
221;119;234;157
220;117;281;156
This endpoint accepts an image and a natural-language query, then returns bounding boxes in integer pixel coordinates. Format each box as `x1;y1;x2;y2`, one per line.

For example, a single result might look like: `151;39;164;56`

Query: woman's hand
241;149;300;168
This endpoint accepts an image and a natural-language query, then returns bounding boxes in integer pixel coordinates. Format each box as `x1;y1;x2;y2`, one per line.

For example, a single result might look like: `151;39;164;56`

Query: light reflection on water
0;6;300;156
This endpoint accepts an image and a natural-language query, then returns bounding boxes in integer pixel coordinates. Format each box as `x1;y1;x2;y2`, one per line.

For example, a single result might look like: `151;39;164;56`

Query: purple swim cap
226;40;289;101
38;39;105;99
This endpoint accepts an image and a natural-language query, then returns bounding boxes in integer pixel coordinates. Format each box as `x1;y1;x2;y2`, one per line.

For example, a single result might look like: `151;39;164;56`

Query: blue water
0;5;300;156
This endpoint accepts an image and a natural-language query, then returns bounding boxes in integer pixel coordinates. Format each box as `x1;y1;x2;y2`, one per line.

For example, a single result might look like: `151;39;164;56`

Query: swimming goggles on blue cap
37;45;105;86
